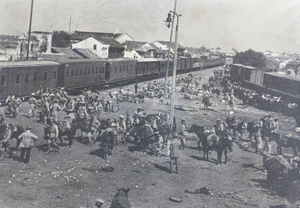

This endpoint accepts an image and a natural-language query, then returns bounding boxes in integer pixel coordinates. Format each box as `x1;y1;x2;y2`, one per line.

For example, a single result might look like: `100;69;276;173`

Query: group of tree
52;31;70;47
233;49;266;69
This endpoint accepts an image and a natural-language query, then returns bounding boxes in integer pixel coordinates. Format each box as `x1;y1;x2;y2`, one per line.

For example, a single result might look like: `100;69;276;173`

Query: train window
84;68;87;75
54;71;57;79
1;75;5;85
16;74;20;84
88;68;90;75
66;69;69;77
75;68;78;76
92;67;94;74
102;67;105;73
71;69;74;77
80;68;82;76
33;72;37;82
25;73;29;84
44;72;47;80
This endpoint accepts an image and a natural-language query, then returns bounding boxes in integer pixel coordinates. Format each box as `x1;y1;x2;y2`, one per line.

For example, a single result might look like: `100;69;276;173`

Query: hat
31;93;35;96
111;123;117;127
119;115;124;119
217;118;221;121
154;131;160;134
26;126;32;130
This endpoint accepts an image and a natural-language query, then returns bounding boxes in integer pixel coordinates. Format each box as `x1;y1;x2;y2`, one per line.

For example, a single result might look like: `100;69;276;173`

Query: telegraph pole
164;0;177;94
165;9;181;140
26;0;34;60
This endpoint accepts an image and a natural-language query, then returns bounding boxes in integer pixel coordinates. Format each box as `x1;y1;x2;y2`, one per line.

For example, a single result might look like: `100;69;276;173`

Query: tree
233;49;266;68
52;31;70;47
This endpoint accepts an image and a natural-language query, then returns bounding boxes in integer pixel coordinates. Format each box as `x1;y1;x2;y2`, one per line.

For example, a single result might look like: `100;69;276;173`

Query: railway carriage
57;59;108;90
0;61;60;100
107;58;137;82
136;58;161;79
230;64;264;85
263;72;300;96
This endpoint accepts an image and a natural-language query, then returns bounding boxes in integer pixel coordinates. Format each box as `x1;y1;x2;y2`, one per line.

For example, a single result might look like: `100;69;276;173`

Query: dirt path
0;67;298;208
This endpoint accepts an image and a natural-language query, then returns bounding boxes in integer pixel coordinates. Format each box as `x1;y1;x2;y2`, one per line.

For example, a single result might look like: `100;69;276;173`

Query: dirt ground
0;67;299;208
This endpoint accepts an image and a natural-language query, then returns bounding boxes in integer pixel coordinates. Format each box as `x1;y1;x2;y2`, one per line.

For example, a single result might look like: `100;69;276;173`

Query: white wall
72;37;109;58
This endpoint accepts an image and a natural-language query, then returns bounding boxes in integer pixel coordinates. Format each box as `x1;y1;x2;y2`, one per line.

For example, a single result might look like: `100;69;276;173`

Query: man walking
18;127;38;163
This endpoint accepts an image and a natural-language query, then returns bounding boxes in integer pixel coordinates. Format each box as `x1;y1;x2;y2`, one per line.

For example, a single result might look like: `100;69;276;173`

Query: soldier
1;123;13;158
0;103;5;124
18;126;38;163
89;114;101;144
46;117;60;153
50;99;61;122
179;119;188;149
28;93;37;118
215;118;225;136
58;115;73;147
5;92;15;114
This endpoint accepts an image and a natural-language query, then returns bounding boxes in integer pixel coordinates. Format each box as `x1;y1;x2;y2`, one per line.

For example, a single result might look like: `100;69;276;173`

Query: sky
0;0;300;53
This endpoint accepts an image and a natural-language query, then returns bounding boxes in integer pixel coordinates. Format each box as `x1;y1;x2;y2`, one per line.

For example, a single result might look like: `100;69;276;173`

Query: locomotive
0;57;224;100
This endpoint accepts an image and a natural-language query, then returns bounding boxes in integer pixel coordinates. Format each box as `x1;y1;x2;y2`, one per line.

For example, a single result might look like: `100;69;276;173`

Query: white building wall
72;37;109;58
116;33;133;44
124;49;141;59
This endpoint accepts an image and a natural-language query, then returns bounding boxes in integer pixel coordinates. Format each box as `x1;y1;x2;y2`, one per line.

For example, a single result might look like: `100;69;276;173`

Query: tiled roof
95;37;124;49
70;30;122;41
155;40;185;50
51;47;84;59
73;48;102;59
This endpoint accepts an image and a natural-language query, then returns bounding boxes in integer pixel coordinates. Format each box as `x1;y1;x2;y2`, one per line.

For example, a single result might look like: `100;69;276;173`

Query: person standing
134;83;138;94
28;93;37;118
0;103;5;124
18;127;38;163
50;99;61;122
46;118;60;153
1;123;13;158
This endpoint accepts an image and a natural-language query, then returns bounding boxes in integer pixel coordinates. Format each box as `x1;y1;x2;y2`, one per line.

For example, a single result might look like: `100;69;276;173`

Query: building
71;36;125;59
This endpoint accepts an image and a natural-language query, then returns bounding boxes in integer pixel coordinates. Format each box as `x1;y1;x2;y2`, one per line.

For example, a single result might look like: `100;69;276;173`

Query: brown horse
270;133;300;157
188;125;218;161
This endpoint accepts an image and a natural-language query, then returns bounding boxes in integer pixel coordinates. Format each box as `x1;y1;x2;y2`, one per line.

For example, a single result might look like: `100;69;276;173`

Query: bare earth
0;67;299;208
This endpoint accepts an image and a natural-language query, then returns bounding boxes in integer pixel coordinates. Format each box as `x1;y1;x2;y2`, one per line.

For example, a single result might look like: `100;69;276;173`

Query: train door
105;62;110;81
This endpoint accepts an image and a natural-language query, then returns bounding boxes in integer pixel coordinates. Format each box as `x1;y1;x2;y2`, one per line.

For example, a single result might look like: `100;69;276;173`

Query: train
0;57;224;100
229;63;300;99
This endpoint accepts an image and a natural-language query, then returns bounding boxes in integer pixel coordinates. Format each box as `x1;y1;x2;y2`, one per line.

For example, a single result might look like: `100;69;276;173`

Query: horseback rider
215;118;225;137
58;115;73;148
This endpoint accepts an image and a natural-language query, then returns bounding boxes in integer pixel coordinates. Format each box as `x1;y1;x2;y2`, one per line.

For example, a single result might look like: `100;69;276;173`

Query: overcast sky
0;0;300;53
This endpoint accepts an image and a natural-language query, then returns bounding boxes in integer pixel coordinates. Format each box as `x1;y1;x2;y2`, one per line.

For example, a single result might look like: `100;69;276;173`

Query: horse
188;124;218;161
109;188;131;208
270;133;300;157
99;129;116;159
202;96;211;110
138;124;153;153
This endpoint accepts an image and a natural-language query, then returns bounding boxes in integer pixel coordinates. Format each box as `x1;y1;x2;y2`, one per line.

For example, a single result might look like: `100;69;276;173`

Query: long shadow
153;163;170;173
251;178;290;199
185;145;200;151
35;144;48;152
191;155;217;165
242;163;262;171
269;205;288;208
89;149;102;158
127;145;140;153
